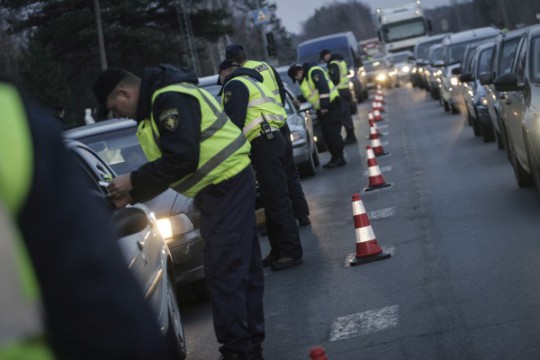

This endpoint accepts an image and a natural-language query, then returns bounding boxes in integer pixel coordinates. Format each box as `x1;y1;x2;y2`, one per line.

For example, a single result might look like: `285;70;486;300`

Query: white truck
376;0;432;53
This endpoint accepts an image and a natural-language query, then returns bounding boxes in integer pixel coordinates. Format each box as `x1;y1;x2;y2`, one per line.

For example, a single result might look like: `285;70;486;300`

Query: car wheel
508;136;533;188
298;149;317;178
166;276;187;360
472;118;481;137
312;146;320;167
527;142;540;193
443;100;450;112
494;129;504;150
480;122;495;143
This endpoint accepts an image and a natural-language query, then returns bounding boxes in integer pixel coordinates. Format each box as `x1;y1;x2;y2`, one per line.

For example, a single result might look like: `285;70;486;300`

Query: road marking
369;207;396;219
377;124;389;129
381;141;389;146
329;305;399;342
363;165;392;176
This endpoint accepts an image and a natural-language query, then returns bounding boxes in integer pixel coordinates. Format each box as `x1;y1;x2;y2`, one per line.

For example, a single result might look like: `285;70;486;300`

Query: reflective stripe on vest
0;83;53;360
243;60;282;99
330;59;350;90
136;83;251;197
299;66;339;110
222;75;286;142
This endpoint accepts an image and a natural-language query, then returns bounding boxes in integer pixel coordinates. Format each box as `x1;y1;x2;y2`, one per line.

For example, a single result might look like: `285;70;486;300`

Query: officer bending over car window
92;64;265;360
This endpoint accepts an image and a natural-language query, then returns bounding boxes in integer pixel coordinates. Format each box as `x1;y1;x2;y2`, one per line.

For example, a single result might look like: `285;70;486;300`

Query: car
64;121;205;289
65;139;187;359
385;50;414;83
364;59;399;89
426;44;445;100
495;24;540;191
459;40;496;142
412;33;449;89
199;72;322;165
439;27;501;114
480;28;533;151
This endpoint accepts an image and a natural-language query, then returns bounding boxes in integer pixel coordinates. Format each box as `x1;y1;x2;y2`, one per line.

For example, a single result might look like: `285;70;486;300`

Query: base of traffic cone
374;151;390;157
364;182;392;192
350;251;391;266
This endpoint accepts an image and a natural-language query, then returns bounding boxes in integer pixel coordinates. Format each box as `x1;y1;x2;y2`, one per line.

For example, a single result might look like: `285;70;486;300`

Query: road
182;84;540;360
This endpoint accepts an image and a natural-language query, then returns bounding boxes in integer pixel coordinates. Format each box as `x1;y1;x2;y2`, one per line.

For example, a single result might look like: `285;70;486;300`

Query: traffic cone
371;132;389;157
372;108;383;122
364;146;391;191
377;98;386;113
366;112;382;139
377;94;386;105
350;193;391;266
309;347;328;360
369;118;383;137
368;123;380;140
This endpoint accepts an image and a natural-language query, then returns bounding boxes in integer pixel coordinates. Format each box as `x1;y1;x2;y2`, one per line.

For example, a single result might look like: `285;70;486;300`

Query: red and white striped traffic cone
372;108;383;122
368;123;380;140
365;146;391;191
366;112;382;139
309;347;329;360
371;132;389;157
349;193;391;266
377;94;386;106
369;118;383;137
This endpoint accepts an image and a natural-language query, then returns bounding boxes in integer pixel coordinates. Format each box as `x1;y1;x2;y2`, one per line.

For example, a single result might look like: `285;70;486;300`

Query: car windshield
279;71;302;97
477;47;494;76
429;46;443;64
364;61;388;72
532;36;540;82
386;53;409;63
446;37;495;65
382;18;427;42
78;127;146;176
498;37;520;76
298;48;351;68
416;38;443;60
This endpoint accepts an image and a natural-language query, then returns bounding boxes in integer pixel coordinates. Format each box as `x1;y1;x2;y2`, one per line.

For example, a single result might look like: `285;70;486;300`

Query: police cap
225;44;245;60
92;68;127;117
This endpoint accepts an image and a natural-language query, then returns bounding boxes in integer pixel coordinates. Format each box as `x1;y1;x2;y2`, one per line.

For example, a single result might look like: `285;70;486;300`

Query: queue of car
415;24;540;195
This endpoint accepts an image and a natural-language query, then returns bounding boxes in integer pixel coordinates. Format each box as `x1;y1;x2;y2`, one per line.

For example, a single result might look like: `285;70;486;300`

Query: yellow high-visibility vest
299;66;339;110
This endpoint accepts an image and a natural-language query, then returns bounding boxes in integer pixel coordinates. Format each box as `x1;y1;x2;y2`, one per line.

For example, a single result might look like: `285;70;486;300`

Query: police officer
0;82;169;359
218;59;304;271
226;44;311;226
320;49;357;144
288;63;347;169
92;64;264;360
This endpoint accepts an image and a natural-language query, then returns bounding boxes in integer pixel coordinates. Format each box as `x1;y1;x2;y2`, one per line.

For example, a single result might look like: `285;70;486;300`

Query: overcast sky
272;0;452;34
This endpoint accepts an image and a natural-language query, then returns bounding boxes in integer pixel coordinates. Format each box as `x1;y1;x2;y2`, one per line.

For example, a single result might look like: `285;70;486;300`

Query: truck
296;32;369;102
376;0;432;53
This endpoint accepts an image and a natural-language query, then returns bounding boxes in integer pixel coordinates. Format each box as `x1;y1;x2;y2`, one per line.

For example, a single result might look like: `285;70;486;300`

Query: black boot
323;154;347;169
344;130;357;144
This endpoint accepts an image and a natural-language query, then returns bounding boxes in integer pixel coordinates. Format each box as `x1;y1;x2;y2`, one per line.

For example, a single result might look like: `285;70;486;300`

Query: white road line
381;132;389;136
377;124;389;129
369;207;396;219
329;305;399;342
363;165;392;176
381;141;389;146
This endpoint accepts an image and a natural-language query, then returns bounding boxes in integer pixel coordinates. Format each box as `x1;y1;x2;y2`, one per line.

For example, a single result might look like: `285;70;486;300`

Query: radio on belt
259;113;274;140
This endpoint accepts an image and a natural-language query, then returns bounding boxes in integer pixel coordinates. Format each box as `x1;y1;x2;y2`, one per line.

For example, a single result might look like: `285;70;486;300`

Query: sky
272;0;451;34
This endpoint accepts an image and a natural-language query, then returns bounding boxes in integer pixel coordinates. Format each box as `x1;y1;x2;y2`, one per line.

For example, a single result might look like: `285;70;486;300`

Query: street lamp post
93;0;108;71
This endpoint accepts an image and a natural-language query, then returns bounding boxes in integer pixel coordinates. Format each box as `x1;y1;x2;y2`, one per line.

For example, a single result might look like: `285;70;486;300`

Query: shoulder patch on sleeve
313;73;320;82
159;108;180;132
223;90;232;105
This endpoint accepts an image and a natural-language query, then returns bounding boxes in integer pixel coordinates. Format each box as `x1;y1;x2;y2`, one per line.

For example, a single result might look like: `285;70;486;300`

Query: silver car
64;121;205;289
65;139;186;359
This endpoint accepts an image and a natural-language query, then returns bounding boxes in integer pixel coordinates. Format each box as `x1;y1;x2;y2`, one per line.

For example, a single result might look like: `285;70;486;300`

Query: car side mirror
111;207;149;237
433;60;445;68
479;72;494;85
452;67;463;75
459;73;473;83
494;73;524;92
299;102;313;112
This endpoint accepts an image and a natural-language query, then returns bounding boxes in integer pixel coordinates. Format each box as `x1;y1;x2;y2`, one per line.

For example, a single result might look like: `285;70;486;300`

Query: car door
69;144;167;316
522;35;540;161
506;34;529;164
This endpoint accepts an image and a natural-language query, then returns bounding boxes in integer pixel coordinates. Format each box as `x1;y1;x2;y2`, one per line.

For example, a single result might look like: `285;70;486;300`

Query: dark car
495;24;540;191
65;139;187;358
64;121;205;288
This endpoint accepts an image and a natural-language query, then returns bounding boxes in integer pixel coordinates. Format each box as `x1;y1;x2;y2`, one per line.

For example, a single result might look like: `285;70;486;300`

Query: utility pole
257;0;268;61
175;0;200;75
449;0;463;31
93;0;108;70
497;0;510;28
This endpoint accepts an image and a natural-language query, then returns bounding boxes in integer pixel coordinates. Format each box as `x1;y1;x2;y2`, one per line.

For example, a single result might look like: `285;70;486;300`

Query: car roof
63;118;136;140
442;27;500;45
198;74;219;87
525;23;540;37
416;33;450;45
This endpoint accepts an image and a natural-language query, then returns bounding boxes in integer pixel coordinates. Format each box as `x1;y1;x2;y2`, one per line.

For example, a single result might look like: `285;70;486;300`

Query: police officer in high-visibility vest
218;59;304;271
320;49;357;144
92;65;265;360
288;63;347;168
0;82;169;359
226;44;311;226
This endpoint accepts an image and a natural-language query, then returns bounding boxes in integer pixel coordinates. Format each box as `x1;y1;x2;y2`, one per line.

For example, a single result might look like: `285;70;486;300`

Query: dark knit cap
92;68;127;108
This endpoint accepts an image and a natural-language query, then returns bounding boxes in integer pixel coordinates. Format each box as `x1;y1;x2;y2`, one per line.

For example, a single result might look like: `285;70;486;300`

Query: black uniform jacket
328;53;345;87
130;64;202;203
219;67;265;130
301;62;332;110
19;98;169;359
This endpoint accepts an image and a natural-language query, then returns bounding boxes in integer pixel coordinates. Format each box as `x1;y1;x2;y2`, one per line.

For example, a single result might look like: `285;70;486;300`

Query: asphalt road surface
182;83;540;360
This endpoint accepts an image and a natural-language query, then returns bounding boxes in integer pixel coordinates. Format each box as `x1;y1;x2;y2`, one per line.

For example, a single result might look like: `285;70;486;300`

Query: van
297;32;369;102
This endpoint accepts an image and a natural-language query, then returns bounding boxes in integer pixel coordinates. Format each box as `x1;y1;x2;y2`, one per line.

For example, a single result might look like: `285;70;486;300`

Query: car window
498;37;520;76
477;47;494;76
79;128;147;176
514;35;528;84
530;35;540;82
283;93;295;116
75;146;115;183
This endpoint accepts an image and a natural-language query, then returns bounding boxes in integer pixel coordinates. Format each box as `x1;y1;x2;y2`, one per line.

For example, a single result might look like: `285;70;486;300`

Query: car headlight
412;67;418;73
424;70;430;76
376;73;387;82
402;65;410;73
290;131;306;145
418;68;424;73
450;76;459;87
481;97;489;106
156;213;194;243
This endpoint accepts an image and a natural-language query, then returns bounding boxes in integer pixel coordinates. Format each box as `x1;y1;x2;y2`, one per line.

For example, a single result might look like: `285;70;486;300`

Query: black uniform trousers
250;131;303;259
318;98;345;159
339;88;354;133
280;123;310;220
196;166;264;355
